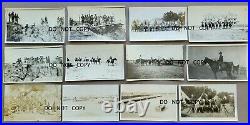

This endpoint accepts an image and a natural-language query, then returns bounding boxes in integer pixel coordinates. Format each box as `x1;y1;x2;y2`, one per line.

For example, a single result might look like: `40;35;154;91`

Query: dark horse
106;58;117;66
203;57;234;79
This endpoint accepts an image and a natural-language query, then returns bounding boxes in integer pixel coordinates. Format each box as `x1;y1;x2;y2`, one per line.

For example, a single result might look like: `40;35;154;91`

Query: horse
107;58;117;66
233;64;239;74
195;99;205;113
97;58;101;64
211;98;221;113
203;57;234;79
135;59;148;66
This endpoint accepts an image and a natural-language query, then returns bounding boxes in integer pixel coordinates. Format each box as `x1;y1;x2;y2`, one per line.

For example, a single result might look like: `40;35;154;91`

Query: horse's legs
228;71;233;79
214;72;217;79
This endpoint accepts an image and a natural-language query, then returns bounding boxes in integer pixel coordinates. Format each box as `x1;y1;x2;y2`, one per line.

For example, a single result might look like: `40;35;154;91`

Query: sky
5;8;65;26
5;47;63;63
68;6;125;24
129;7;186;22
63;85;119;97
188;6;248;26
126;45;183;60
188;45;247;67
66;44;124;60
121;84;177;94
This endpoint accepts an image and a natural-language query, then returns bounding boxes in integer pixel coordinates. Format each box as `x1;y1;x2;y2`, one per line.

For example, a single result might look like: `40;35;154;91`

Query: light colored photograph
187;44;248;81
188;6;248;42
179;84;238;121
68;6;126;41
4;84;61;121
126;45;184;81
120;84;178;121
4;46;63;83
62;84;119;121
65;44;124;81
5;8;65;43
129;7;187;41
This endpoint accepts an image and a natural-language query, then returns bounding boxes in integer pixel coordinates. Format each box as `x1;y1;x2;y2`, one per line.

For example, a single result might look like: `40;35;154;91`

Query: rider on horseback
218;51;223;72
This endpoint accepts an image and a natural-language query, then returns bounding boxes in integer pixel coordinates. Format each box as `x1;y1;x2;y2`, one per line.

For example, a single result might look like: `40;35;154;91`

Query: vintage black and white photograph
4;46;63;83
188;6;248;42
4;84;61;121
68;6;126;41
179;84;237;121
5;8;65;43
126;45;184;81
187;44;247;81
62;84;119;121
129;7;187;41
120;84;178;121
65;44;124;81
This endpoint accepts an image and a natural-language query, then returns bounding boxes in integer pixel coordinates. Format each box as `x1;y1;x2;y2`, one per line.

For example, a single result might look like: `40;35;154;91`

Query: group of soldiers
4;56;63;82
8;11;20;24
135;56;180;66
16;56;62;66
184;93;231;114
131;20;183;32
5;94;58;116
70;13;115;26
72;56;102;64
67;56;118;67
200;17;238;30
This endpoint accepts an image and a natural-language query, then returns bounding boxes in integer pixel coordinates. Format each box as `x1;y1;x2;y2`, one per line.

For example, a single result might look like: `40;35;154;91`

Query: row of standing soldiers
200;17;238;30
70;13;115;26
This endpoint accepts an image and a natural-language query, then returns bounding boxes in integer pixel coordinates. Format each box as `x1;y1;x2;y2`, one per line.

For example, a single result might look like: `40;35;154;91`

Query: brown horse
203;57;234;79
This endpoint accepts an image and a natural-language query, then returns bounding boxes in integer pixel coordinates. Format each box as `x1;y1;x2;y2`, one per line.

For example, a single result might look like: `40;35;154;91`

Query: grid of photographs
2;5;247;122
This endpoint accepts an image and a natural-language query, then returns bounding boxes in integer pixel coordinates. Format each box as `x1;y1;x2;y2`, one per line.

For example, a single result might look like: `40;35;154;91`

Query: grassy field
188;64;247;80
127;63;184;79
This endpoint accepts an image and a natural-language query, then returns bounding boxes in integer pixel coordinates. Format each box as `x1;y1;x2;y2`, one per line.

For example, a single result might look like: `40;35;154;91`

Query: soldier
15;13;19;24
24;24;29;35
201;21;204;29
8;12;11;23
81;14;84;24
11;11;15;23
44;16;48;24
190;94;196;113
218;51;223;71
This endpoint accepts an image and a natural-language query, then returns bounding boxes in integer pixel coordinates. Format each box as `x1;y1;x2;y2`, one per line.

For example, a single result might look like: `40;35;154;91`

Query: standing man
218;51;223;71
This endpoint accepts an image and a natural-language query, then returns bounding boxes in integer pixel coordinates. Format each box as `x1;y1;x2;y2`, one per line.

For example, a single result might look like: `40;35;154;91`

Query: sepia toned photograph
5;8;65;43
68;6;126;41
188;6;248;42
129;7;187;41
65;44;124;81
179;84;238;121
187;44;248;81
62;84;119;121
4;46;63;83
126;45;184;81
4;84;61;121
120;84;178;121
